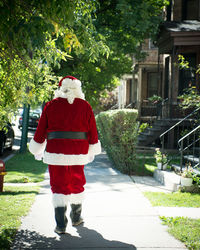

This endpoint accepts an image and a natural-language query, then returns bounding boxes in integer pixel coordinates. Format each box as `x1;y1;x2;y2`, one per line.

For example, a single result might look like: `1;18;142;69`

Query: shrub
96;109;139;174
138;122;152;134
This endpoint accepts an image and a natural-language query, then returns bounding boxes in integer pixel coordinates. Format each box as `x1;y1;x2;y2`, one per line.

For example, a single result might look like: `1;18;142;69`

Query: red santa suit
29;76;101;231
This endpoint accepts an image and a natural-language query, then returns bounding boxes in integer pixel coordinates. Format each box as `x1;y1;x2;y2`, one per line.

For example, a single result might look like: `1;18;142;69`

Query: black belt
47;131;87;140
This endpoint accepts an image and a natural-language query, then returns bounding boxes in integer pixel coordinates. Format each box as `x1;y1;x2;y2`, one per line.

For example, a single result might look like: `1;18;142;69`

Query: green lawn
144;187;200;249
0;152;47;249
0;186;40;249
134;151;182;175
143;191;200;207
135;154;157;176
4;152;47;183
161;216;200;250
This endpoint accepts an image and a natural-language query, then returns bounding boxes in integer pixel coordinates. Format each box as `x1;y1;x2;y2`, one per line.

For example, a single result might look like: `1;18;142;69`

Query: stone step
149;126;162;132
153;169;181;192
184;155;199;164
138;119;177;147
154;168;200;192
172;163;200;175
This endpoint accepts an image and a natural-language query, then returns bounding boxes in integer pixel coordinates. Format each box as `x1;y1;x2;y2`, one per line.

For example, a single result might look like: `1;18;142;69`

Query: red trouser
48;165;86;195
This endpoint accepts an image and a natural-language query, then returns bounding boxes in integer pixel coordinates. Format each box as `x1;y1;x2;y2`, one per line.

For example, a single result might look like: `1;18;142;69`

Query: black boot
54;206;67;234
70;204;83;226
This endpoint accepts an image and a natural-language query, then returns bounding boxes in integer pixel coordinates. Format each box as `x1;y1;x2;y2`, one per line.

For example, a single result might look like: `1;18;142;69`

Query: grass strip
160;216;200;250
134;155;157;176
143;191;200;207
0;186;40;249
4;152;47;183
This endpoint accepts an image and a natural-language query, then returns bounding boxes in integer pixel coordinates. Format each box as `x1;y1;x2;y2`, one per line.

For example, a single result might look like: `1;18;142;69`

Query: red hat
59;76;78;87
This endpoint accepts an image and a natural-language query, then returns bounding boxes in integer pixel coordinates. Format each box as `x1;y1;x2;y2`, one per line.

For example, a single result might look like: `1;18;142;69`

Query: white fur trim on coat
70;192;85;205
43;151;93;165
88;140;101;156
29;138;47;155
43;141;101;165
52;192;84;208
52;193;71;208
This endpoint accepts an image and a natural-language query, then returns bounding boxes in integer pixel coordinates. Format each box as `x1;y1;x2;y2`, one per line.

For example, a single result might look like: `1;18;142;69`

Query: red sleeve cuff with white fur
29;138;47;155
88;140;101;156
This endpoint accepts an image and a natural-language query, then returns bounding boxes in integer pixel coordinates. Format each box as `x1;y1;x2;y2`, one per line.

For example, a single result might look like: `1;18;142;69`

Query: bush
96;109;139;174
138;122;152;134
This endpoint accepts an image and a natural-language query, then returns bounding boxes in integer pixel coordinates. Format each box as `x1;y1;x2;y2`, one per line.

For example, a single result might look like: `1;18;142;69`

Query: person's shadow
11;225;136;249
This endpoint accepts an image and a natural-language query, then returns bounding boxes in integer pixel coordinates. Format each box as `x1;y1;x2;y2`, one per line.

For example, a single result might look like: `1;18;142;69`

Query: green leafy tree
55;0;168;108
178;55;200;109
0;0;105;127
0;0;168;127
95;0;168;55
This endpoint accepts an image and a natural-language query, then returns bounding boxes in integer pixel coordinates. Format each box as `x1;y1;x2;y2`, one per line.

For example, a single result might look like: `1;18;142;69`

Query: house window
149;39;157;50
182;0;199;20
147;72;158;98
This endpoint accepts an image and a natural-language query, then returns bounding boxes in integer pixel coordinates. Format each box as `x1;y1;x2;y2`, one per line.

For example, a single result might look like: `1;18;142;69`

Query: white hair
54;78;85;104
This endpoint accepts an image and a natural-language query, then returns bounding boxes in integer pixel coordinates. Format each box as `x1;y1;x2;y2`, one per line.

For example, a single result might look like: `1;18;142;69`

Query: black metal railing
160;107;200;150
178;125;200;172
125;102;136;109
110;104;119;110
140;98;188;120
159;107;200;171
140;100;162;117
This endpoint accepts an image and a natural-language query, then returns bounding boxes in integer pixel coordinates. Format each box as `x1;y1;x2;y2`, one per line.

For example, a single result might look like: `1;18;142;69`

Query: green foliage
138;122;152;134
0;0;168;125
181;164;194;178
0;0;105;127
95;0;168;55
178;54;200;110
160;216;200;250
0;186;39;249
96;109;139;174
54;44;132;108
144;191;200;207
178;87;200;110
4;152;47;183
134;153;157;176
178;54;190;69
193;174;200;187
154;148;167;164
148;95;163;103
55;0;168;107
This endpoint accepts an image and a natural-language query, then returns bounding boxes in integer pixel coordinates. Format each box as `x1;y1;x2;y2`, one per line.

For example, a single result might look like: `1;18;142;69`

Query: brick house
118;39;163;124
157;0;200;119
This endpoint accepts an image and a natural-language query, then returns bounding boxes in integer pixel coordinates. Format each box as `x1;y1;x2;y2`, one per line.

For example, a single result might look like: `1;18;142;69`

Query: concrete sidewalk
12;152;187;250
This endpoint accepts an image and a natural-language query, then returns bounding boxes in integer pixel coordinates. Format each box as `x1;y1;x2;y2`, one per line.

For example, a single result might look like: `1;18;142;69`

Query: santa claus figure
29;76;101;234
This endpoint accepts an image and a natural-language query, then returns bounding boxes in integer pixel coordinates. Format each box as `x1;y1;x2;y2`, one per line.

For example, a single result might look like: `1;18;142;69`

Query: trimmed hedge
96;109;139;174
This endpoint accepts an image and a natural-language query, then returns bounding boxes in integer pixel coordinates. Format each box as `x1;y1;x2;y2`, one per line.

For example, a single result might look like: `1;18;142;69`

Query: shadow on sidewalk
12;225;136;249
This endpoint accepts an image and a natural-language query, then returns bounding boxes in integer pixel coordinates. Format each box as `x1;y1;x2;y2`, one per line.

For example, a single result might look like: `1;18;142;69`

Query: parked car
0;123;15;155
18;111;40;129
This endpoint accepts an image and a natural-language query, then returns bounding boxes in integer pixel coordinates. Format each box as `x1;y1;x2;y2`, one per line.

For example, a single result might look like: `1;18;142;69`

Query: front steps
138;119;177;146
153;169;181;192
154;169;200;192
